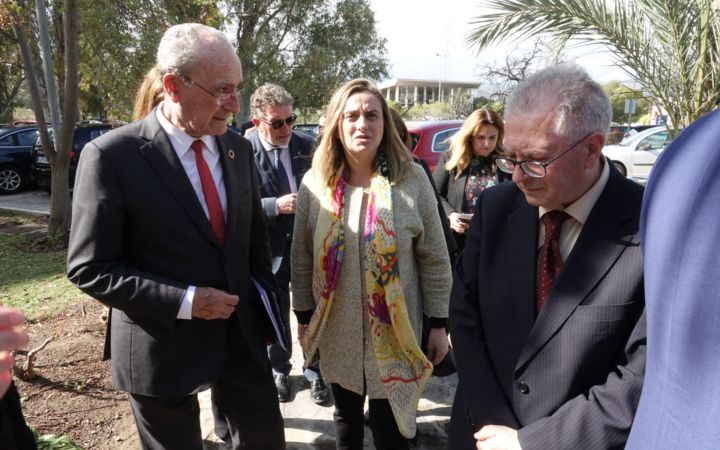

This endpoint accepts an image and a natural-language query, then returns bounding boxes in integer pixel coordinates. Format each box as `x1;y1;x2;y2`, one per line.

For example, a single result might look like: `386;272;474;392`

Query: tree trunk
48;157;71;243
46;0;79;241
14;0;79;241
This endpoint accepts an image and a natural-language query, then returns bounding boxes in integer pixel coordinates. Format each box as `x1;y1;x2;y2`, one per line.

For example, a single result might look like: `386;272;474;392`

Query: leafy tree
0;30;25;122
448;91;473;118
228;0;389;121
57;0;388;122
387;99;405;114
285;0;389;115
473;96;505;115
3;0;80;240
404;101;454;121
466;0;720;133
76;0;224;120
603;80;651;124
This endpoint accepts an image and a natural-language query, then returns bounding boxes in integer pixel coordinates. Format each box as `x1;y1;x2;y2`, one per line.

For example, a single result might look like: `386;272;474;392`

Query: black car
32;122;115;190
293;123;319;136
0;125;39;194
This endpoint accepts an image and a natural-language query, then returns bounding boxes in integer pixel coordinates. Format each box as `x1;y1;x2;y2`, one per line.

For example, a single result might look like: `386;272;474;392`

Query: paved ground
1;189;455;449
199;320;456;449
0;189;53;215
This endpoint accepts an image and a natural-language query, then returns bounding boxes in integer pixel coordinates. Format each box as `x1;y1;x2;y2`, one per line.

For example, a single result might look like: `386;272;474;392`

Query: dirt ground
14;298;140;449
6;213;454;449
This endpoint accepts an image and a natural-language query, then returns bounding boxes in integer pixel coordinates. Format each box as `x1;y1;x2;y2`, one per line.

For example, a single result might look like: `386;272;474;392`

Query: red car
406;120;463;171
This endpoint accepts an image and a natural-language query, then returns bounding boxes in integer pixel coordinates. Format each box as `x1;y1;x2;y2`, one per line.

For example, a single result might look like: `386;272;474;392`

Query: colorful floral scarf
301;171;432;438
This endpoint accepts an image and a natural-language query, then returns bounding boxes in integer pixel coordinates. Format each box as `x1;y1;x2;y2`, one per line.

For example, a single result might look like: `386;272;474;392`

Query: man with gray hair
449;64;646;449
246;83;328;404
67;23;284;449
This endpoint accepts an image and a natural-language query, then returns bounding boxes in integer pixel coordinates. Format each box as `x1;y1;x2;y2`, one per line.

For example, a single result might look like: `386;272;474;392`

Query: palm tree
466;0;720;133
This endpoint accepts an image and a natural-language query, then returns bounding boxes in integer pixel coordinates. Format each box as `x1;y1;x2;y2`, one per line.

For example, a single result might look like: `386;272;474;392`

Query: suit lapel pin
228;148;235;160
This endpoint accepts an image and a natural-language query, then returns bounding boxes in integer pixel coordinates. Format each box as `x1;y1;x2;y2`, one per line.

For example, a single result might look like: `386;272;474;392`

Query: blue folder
251;277;289;351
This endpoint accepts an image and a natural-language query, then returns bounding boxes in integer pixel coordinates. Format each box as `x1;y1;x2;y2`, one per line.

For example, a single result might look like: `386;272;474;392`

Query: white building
377;78;481;106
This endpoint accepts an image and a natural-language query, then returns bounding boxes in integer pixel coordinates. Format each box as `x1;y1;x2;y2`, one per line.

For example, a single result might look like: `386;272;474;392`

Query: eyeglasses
260;114;297;130
182;76;244;104
494;132;593;178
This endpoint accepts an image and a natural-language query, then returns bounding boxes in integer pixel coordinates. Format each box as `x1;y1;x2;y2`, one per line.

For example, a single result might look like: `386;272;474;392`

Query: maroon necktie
536;210;570;311
190;140;225;245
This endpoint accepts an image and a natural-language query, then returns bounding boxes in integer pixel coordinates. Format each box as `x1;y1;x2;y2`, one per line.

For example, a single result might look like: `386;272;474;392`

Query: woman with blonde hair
132;66;163;120
291;78;452;449
432;108;509;252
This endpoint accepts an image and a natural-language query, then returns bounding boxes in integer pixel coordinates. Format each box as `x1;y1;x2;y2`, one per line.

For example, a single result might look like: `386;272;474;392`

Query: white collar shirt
259;135;297;193
156;105;228;220
155;105;229;321
538;157;610;260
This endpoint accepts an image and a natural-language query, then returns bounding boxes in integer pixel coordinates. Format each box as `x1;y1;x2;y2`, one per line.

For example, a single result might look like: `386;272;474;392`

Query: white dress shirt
156;106;228;320
259;136;297;193
538;158;610;260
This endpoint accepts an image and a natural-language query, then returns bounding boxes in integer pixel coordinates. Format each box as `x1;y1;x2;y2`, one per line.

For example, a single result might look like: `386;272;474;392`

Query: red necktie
190;140;225;246
536;210;570;311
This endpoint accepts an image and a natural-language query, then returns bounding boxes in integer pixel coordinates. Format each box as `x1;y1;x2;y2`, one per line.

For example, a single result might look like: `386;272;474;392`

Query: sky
368;0;632;88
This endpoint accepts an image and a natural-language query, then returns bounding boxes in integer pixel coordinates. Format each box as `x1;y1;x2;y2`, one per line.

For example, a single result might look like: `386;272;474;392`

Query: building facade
377;78;481;106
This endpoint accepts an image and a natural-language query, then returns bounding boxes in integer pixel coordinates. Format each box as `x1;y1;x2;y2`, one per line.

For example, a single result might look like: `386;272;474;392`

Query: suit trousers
267;243;321;381
128;315;285;450
331;382;415;450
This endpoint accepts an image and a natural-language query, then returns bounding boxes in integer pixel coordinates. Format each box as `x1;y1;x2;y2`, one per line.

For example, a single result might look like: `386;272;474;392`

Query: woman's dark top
432;151;511;253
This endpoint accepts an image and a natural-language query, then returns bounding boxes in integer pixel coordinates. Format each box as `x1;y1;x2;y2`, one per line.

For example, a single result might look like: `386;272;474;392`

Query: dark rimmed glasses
182;76;244;104
494;132;593;178
261;114;297;130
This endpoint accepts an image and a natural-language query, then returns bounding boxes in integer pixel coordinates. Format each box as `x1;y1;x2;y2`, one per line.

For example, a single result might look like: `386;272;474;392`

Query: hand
277;193;297;214
297;324;309;353
425;327;449;365
191;287;239;320
474;425;521;450
0;308;29;399
449;212;469;234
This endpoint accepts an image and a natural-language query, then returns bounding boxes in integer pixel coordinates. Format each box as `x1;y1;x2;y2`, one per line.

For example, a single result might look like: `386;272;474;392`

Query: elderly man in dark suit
247;83;329;404
449;64;646;450
67;23;284;450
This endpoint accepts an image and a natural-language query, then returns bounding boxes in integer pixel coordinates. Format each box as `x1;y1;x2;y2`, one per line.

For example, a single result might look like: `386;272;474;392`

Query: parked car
406;120;463;171
12;119;37;126
602;126;670;179
293;123;319;136
607;124;660;145
0;125;40;194
609;124;658;134
31;122;116;190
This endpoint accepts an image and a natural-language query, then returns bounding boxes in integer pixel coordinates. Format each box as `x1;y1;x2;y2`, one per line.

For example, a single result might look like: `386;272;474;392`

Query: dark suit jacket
432;150;511;217
67;111;276;397
248;131;313;258
449;163;647;450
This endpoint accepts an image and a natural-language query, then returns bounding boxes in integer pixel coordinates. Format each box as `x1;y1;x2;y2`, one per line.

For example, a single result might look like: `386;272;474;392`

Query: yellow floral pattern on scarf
303;172;431;438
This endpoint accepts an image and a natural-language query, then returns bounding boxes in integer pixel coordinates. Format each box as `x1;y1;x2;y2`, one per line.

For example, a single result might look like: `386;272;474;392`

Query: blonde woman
432;108;509;252
291;79;452;449
131;66;164;121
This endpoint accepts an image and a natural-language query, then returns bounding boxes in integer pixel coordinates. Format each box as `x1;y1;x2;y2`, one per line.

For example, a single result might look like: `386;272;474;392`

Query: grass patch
35;432;85;450
0;212;83;322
